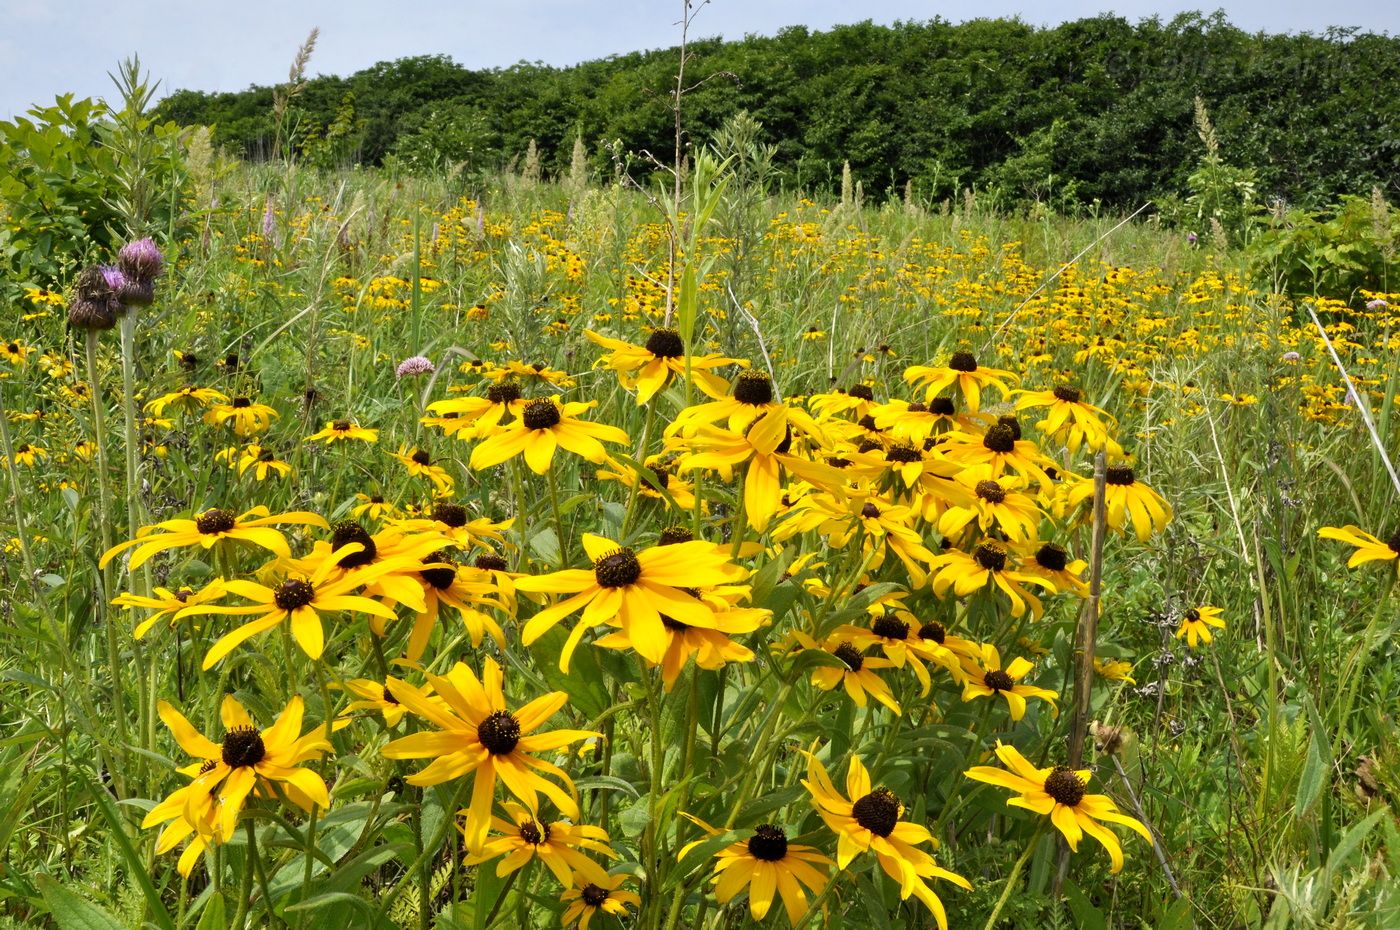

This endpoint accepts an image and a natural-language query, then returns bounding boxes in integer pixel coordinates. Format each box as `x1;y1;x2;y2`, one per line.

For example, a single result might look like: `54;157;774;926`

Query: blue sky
2;0;1397;119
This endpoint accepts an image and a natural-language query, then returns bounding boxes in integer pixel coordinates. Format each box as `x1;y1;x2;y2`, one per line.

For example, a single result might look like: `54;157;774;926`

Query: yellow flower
216;443;292;480
145;386;228;417
1318;524;1400;572
678;813;831;924
203;397;278;436
1175;605;1225;648
391;445;455;495
465;801;616;886
965;741;1152;873
585;328;742;404
929;541;1055;619
144;696;330;847
424;381;528;439
0;339;35;366
1093;656;1137;684
305;418;379;443
904;351;1017;411
560;872;640;930
113;581;228;639
8;443;46;467
1069;462;1171;542
99;506;328;571
515;533;744;670
381;657;598;851
936;468;1044;543
176;546;400;666
1013;384;1120;455
803;751;970;929
594;584;764;690
959;643;1059;720
470;398;628;475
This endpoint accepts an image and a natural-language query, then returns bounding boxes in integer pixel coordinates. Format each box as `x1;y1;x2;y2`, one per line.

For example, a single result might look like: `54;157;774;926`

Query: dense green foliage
153;14;1400;210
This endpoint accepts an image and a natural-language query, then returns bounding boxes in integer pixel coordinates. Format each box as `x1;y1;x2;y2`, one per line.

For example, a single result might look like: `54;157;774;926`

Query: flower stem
982;823;1044;930
0;378;38;592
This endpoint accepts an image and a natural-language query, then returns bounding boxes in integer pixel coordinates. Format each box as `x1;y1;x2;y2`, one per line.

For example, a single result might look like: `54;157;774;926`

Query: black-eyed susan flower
942;419;1055;487
965;741;1152;873
1015;541;1089;597
352;493;396;521
1093;656;1137;684
381;657;598;851
1175;605;1225;648
936;468;1043;543
113;581;228;640
305;418;379;444
465;801;617;886
595;585;766;689
834;613;960;695
794;633;901;713
929;541;1054;619
400;552;509;660
1069;462;1171;542
334;677;431;729
516;533;744;670
216;443;292;481
872;396;981;445
959;644;1058;720
1318;524;1400;573
9;443;46;467
391;445;455;495
1;339;35;366
177;547;399;666
560;873;640;929
203;397;278;436
803;751;970;928
670;370;792;435
1013;384;1120;454
145;385;228;417
99;506;329;571
425;381;529;439
391;502;514;552
679;813;832;924
904;351;1016;411
144;696;331;847
585;328;741;404
470;398;628;475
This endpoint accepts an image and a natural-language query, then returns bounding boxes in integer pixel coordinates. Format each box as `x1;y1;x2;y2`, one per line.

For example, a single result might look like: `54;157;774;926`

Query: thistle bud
67;265;122;331
116;238;163;306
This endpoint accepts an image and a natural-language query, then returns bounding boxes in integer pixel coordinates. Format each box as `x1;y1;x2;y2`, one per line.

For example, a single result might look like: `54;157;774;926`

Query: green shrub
1248;192;1399;300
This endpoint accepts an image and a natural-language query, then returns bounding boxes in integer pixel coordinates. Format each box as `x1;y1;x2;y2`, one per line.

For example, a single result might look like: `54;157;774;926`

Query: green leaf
35;875;125;930
1294;697;1331;818
83;780;178;930
1061;879;1108;930
193;893;226;930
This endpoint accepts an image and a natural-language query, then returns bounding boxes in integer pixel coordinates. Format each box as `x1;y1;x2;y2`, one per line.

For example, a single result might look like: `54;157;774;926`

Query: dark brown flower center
948;351;978;372
851;787;901;837
848;384;875;401
522;399;561;430
381;685;399;705
871;615;909;640
195;508;237;534
1033;544;1066;572
658;525;694;545
860;502;881;519
475;553;508;572
232;397;252;409
331;520;378;568
1053;384;1083;404
826;456;852;469
974;542;1007;571
432;502;468;527
1388;529;1400;554
984;669;1015;691
975;480;1006;503
929;397;956;415
997;415;1022;440
221;724;266;768
410;449;432;466
274;579;316;611
333;419;352;431
1044;767;1086;807
886;444;921;464
1106;465;1135;485
580;884;609;907
487;382;522;405
908;401;929;413
477;710;521;755
732;372;774;406
983;424;1016;453
746;824;789;861
918;620;946;643
1185;608;1200;622
518;820;551;845
594;548;642;587
644;328;685;358
833;643;864;671
421;551;457;589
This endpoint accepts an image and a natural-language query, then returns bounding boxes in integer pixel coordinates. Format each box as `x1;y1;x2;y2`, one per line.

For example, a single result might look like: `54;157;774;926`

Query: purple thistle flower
1186;232;1198;245
1366;298;1389;310
1281;351;1301;362
100;265;127;291
396;355;435;379
262;198;277;241
117;237;163;282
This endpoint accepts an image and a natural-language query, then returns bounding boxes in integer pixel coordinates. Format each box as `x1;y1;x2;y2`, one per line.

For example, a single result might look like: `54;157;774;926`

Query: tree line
155;13;1400;210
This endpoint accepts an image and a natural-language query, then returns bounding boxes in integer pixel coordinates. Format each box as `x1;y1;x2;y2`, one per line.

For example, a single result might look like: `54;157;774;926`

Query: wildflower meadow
1;37;1398;930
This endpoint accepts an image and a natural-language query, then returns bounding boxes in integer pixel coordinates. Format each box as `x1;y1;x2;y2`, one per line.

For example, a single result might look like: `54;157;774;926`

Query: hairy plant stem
982;823;1045;930
0;380;38;592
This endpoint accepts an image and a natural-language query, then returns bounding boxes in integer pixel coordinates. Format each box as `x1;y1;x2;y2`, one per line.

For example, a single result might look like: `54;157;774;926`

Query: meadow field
1;71;1399;930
